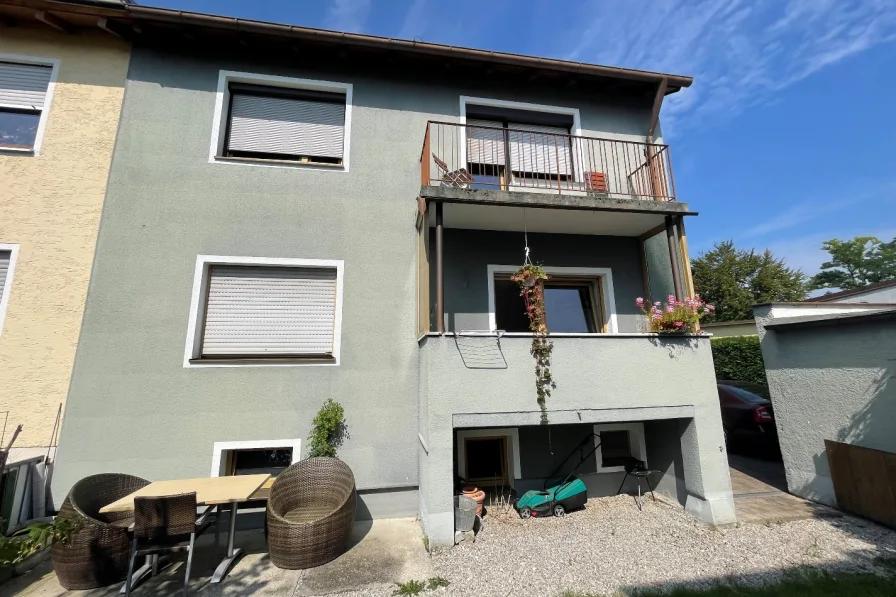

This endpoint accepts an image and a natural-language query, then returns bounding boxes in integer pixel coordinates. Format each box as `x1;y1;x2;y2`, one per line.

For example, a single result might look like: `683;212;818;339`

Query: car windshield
722;385;768;405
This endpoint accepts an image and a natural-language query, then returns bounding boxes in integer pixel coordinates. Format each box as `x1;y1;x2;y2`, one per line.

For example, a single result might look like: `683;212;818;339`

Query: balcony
420;121;676;203
419;333;713;421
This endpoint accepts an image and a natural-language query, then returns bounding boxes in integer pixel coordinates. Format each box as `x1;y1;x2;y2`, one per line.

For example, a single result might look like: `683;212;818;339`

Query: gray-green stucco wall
755;308;896;506
435;229;646;333
54;44;662;507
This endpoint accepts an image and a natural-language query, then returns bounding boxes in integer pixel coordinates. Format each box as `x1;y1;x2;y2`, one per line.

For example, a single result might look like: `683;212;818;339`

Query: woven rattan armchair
266;457;356;569
51;473;151;590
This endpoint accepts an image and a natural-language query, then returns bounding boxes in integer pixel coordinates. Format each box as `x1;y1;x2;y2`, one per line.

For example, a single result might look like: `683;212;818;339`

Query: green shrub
308;399;348;458
710;336;768;388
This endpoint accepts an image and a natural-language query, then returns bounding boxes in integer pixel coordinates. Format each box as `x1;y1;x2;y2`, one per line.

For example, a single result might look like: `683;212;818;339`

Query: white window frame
459;95;582;176
593;422;647;474
0;243;20;339
183;255;345;368
210;438;302;477
455;427;521;488
486;265;618;334
0;53;60;157
208;70;353;171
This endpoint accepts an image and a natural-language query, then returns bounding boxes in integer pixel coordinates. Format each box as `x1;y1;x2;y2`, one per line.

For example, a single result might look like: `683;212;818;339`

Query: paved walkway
7;517;432;597
729;454;840;524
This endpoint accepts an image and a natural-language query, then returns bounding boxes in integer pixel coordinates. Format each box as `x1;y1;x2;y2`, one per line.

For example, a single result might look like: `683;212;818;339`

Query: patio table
99;474;270;587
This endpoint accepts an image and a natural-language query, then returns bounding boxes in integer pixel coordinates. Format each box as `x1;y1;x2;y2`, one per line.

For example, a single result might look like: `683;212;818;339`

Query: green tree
810;236;896;291
692;241;807;322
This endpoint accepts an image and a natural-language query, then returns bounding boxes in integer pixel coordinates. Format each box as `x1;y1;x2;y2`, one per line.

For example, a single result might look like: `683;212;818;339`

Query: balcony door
465;110;574;190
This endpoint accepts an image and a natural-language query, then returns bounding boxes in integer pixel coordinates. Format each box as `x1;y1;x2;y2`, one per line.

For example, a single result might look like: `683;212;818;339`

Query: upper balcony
420;121;677;205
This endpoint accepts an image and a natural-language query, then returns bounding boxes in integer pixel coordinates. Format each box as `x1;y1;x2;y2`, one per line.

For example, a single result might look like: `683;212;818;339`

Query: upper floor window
210;71;352;171
0;55;59;155
0;244;20;339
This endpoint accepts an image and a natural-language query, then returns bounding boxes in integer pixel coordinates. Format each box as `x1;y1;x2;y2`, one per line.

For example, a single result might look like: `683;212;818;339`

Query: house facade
49;6;735;544
0;0;130;466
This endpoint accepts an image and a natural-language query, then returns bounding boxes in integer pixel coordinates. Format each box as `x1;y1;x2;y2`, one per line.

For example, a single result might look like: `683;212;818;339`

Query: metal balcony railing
420;121;676;201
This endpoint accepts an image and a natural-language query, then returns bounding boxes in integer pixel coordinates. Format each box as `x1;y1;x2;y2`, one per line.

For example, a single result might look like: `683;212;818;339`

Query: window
210;71;352;170
0;245;19;339
0;56;58;154
184;256;344;367
593;423;646;473
493;276;603;333
461;96;581;189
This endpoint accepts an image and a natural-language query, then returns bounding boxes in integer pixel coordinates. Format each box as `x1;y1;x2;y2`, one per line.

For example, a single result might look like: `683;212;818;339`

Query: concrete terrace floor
7;518;432;597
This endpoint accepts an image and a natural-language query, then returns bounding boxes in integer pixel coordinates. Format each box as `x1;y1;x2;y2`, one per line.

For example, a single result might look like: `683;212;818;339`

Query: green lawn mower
514;433;601;519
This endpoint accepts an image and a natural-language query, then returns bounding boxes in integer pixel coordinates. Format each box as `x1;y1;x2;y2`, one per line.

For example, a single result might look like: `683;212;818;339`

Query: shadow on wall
808;360;896;496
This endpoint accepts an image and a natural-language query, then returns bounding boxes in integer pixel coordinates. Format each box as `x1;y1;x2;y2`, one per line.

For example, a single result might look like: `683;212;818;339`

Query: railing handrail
425;120;670;150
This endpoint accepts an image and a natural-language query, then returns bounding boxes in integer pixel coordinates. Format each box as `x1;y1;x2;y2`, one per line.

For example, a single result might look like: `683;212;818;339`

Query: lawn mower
514;432;601;519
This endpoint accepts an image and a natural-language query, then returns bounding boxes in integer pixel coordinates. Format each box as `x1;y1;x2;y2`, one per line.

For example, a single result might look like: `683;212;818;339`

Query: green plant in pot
308;399;348;458
511;264;555;424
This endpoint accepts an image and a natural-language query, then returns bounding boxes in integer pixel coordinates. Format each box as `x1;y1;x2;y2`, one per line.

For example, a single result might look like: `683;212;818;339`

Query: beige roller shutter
508;123;572;175
466;119;505;166
202;265;338;357
0;251;9;293
228;94;345;159
0;62;53;108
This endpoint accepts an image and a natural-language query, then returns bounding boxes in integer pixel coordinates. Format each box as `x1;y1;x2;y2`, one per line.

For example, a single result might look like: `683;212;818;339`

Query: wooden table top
99;474;271;514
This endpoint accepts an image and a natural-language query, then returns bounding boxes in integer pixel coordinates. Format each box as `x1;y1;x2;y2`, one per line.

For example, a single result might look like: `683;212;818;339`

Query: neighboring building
701;319;758;338
0;0;130;470
805;279;896;304
51;6;735;544
754;302;896;507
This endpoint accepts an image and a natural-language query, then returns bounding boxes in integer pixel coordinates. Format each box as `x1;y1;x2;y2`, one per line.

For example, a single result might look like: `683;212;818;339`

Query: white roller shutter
466;119;505;166
0;251;9;294
202;266;338;357
228;94;345;159
508;123;572;176
0;62;53;108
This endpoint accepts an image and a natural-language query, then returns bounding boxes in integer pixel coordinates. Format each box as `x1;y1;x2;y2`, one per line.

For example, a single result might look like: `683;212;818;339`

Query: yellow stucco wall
0;28;129;447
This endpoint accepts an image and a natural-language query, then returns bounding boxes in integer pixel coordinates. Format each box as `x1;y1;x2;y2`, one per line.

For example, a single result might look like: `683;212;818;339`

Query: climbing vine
511;264;555;424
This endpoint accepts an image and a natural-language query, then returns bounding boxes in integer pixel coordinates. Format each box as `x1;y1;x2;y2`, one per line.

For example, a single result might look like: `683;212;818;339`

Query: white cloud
565;0;896;133
326;0;372;33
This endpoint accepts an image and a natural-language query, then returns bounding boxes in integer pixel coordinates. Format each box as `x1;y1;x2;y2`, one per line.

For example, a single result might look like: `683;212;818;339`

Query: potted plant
637;294;714;334
511;264;555;424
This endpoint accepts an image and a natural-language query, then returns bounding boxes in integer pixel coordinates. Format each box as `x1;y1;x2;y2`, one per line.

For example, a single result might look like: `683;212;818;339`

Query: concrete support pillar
679;411;737;525
418;412;456;546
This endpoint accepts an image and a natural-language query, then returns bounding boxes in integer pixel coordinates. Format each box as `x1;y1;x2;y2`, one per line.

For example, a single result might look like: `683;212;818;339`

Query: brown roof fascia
125;5;693;92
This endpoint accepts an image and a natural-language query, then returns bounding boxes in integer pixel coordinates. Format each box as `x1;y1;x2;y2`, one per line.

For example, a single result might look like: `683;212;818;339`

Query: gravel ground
324;495;896;597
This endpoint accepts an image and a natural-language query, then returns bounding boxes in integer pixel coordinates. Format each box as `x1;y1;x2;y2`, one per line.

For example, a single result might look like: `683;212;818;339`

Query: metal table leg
211;502;242;583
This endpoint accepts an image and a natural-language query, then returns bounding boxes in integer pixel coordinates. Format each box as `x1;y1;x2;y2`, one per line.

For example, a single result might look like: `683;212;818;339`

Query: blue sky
144;0;896;278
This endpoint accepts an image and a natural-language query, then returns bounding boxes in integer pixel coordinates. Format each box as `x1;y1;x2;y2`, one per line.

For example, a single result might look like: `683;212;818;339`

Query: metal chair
616;459;658;511
432;154;474;188
124;492;215;597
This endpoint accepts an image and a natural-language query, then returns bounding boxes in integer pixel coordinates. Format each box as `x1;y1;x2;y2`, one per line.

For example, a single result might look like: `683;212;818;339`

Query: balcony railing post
665;216;684;301
421;122;431;186
435;201;444;333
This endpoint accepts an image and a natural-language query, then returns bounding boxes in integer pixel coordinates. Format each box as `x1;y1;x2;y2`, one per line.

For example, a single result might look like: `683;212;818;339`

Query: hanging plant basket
511;264;556;424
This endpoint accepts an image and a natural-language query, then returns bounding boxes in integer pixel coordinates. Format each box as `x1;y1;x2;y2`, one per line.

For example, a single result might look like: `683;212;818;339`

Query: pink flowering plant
636;295;715;333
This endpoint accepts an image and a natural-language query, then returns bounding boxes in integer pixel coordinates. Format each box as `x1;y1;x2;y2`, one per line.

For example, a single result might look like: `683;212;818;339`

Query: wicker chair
51;473;151;590
266;457;356;569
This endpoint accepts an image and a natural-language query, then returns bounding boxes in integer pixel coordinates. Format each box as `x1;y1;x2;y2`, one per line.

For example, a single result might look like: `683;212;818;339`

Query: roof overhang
0;0;693;97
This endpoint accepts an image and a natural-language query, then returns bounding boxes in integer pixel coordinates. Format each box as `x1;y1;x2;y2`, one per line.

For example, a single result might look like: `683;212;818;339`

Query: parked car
717;384;778;453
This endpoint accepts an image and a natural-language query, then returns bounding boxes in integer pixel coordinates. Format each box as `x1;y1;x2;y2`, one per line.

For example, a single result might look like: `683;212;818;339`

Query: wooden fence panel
826;439;896;528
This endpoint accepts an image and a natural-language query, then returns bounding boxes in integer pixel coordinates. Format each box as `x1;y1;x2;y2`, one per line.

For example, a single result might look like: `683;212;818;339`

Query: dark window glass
722;385;768;405
493;278;530;332
0;110;39;150
232;448;293;477
544;284;597;333
601;430;632;468
465;438;505;481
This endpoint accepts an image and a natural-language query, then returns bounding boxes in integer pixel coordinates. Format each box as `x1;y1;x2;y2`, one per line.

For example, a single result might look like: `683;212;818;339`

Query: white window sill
0;146;35;156
209;155;347;172
187;357;338;368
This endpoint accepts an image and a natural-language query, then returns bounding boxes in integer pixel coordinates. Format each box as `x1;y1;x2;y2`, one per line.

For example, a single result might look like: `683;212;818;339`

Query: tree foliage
692;241;807;322
809;236;896;291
